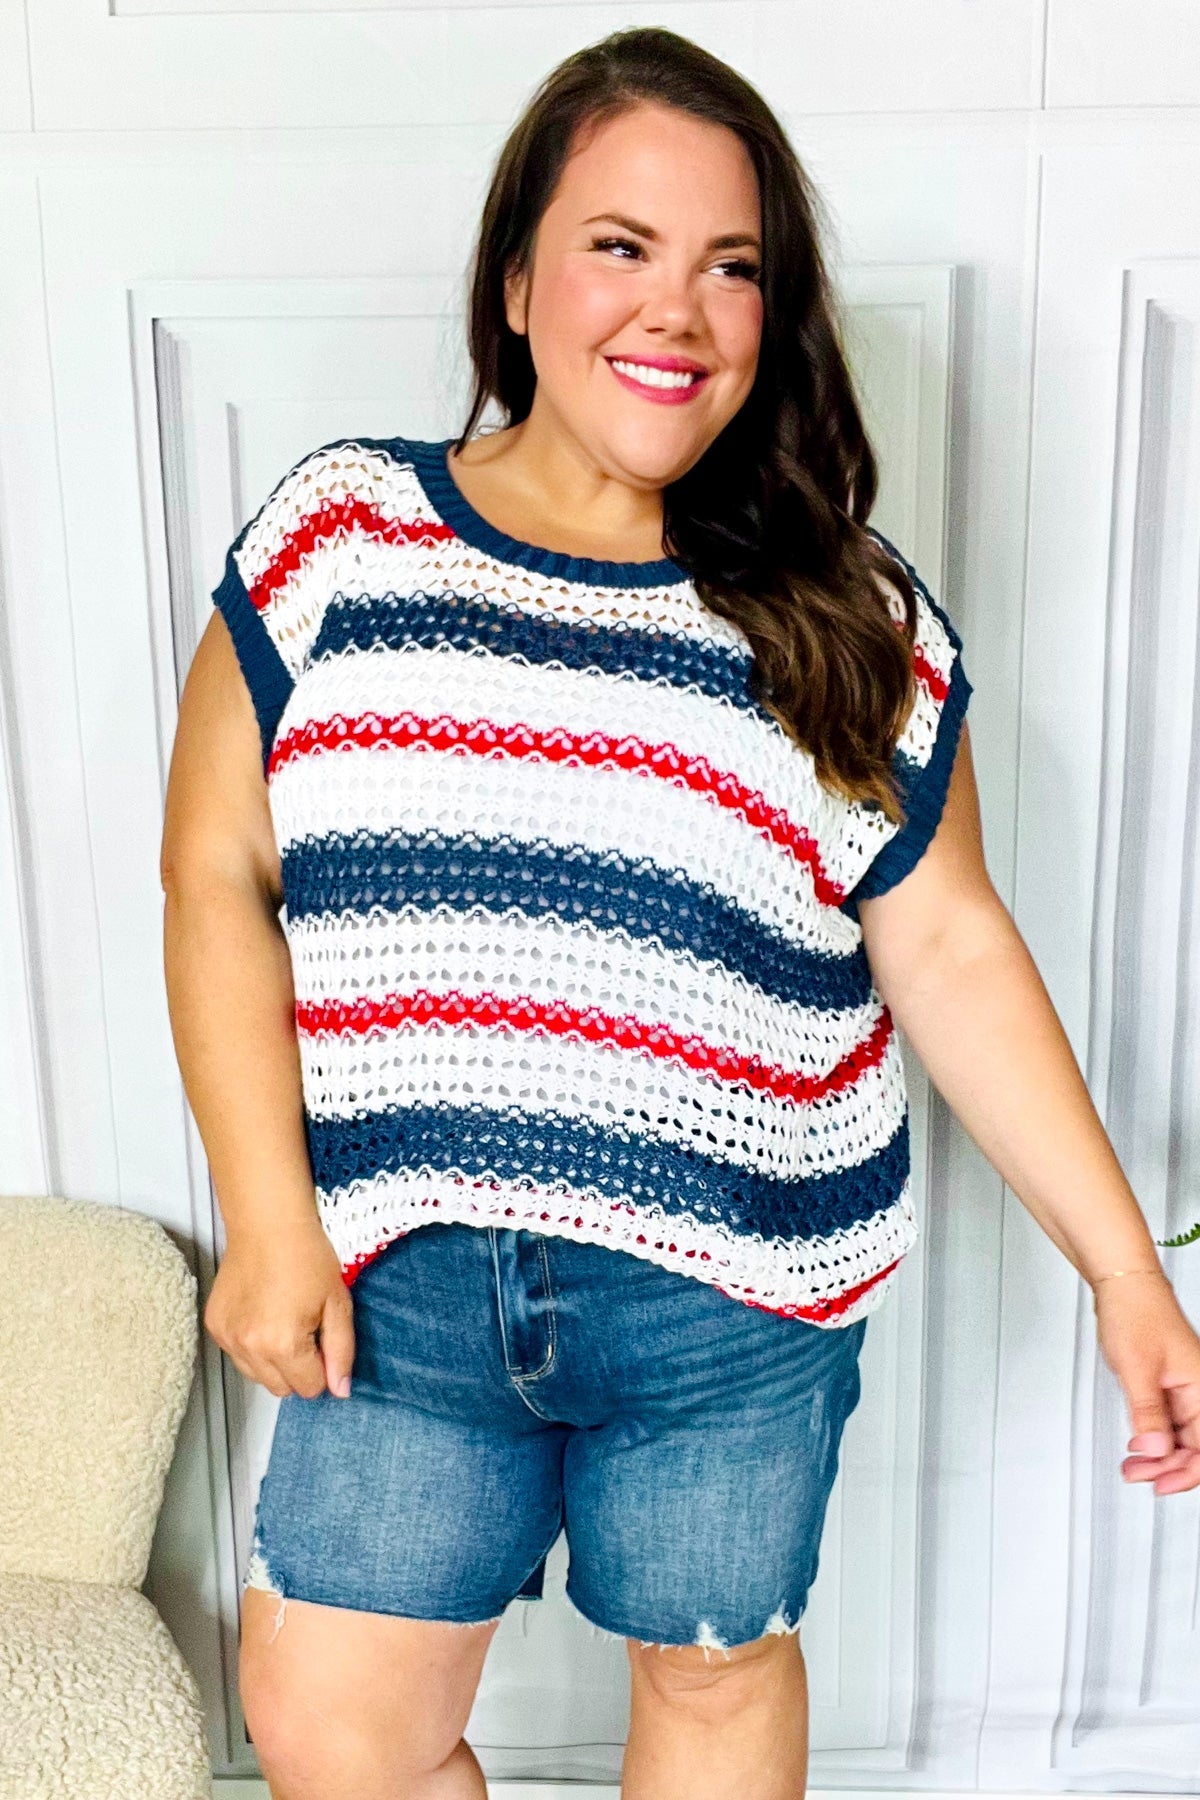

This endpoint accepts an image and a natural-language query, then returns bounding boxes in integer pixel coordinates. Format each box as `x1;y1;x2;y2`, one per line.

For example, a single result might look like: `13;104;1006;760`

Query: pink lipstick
604;354;711;406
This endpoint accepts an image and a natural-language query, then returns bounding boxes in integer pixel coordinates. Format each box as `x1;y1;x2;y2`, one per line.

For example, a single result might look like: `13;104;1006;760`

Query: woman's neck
448;407;668;564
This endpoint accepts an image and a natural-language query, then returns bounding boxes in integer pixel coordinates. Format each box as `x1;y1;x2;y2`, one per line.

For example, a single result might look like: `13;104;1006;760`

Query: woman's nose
637;266;703;335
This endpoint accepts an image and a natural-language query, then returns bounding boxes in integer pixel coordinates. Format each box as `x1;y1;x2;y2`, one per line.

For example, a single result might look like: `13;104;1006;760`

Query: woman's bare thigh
239;1584;501;1779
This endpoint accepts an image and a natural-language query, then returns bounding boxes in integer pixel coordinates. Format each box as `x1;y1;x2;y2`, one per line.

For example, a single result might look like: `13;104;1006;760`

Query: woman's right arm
160;609;354;1400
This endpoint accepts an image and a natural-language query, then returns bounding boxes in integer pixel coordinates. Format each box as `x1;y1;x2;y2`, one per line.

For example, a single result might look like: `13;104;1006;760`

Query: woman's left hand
1093;1276;1200;1493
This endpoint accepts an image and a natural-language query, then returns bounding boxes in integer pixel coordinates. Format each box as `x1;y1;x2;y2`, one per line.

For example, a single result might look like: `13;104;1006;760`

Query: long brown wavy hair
455;26;919;822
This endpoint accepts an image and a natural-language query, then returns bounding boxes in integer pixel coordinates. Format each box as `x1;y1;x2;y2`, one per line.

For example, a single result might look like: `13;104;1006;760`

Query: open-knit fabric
212;434;971;1327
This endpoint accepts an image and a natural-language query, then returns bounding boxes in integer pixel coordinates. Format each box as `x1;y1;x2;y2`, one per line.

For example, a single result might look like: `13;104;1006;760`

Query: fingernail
335;1375;351;1398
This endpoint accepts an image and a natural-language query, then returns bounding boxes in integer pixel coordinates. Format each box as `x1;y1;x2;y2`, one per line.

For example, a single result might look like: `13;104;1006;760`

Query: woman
161;27;1200;1800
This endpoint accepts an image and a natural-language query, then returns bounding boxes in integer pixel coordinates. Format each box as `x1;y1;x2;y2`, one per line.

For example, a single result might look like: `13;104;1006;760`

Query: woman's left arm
858;720;1200;1496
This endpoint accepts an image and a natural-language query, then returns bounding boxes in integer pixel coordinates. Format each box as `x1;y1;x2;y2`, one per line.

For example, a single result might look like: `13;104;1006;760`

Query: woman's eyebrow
582;210;760;252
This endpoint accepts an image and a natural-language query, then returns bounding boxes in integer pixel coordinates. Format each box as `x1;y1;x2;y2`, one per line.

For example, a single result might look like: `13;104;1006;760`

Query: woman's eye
591;235;643;260
716;258;761;282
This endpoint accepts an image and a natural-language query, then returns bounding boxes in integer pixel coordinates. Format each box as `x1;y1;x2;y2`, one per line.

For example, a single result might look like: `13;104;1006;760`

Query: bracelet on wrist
1088;1267;1170;1306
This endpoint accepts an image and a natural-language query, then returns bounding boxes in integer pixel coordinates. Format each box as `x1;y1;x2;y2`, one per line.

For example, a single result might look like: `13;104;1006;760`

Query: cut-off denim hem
562;1585;809;1663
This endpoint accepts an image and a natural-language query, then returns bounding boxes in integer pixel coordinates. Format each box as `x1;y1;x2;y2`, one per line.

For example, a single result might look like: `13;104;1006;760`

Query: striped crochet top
211;434;971;1328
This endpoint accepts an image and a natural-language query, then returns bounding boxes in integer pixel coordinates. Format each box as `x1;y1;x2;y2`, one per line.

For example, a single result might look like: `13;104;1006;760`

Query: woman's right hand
205;1216;356;1400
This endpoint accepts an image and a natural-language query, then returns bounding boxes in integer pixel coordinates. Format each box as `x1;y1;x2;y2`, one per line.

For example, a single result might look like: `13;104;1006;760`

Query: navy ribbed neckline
400;435;689;590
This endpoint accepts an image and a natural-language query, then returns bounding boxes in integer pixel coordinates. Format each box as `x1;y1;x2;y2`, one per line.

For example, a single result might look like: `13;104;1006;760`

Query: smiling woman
446;100;766;564
160;22;1200;1800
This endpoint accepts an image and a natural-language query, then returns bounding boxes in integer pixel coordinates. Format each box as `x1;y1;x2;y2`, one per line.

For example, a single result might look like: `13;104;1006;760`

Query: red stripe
269;711;846;903
889;596;952;704
913;647;949;703
729;1252;902;1320
247;499;454;613
342;1235;403;1285
298;987;892;1107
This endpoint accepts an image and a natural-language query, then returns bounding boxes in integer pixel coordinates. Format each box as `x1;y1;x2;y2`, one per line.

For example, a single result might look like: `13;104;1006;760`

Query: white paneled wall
1;1;1198;1786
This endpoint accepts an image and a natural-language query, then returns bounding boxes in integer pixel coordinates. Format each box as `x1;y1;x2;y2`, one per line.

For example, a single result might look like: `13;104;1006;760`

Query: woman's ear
503;262;529;337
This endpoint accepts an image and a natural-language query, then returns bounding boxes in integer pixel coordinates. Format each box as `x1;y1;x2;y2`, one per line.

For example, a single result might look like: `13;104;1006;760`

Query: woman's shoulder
210;432;432;766
836;525;973;903
230;433;434;583
251;430;420;515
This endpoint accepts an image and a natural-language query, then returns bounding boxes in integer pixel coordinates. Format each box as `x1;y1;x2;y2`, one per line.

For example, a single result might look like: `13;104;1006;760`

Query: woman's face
505;100;764;490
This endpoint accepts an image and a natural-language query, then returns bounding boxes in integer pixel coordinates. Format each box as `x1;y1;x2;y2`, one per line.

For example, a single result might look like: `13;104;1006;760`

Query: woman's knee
626;1627;803;1710
238;1586;500;1787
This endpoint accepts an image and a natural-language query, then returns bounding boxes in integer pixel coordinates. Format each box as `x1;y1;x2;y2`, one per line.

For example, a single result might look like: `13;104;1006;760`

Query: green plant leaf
1156;1219;1200;1248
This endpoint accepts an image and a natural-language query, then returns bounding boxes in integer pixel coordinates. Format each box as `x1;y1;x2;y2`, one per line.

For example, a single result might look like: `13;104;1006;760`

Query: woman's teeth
609;359;702;389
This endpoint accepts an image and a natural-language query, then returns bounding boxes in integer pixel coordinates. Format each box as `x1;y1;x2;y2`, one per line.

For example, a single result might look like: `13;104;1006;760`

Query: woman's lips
604;356;711;406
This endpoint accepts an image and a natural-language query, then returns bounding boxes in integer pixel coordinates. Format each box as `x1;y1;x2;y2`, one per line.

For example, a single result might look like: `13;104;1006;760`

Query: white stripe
268;744;861;956
286;907;882;1079
911;580;959;683
296;1023;906;1180
897;597;957;767
286;643;864;891
237;440;345;584
318;1167;917;1326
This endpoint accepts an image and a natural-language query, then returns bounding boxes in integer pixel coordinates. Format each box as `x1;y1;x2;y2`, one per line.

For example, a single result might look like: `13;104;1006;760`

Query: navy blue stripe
310;589;767;719
309;1101;910;1246
280;829;874;1011
211;548;294;773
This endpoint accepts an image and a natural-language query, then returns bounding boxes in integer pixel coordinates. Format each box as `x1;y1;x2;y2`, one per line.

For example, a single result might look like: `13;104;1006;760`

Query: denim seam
510;1509;565;1603
508;1234;558;1384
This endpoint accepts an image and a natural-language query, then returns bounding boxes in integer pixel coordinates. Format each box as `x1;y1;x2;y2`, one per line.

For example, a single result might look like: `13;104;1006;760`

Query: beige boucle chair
0;1194;211;1798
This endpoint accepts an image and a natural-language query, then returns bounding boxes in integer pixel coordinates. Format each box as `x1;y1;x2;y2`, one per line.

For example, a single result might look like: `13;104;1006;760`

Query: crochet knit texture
211;434;971;1328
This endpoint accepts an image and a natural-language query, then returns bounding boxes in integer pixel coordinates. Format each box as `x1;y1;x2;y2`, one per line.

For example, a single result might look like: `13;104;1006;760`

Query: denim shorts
245;1221;868;1656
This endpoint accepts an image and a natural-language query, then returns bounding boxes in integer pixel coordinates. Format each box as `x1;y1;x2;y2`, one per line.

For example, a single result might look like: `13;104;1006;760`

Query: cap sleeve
840;531;973;905
210;437;361;770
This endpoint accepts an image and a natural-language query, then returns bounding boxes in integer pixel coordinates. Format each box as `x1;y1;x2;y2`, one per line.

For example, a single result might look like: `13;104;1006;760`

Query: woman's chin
590;423;719;489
